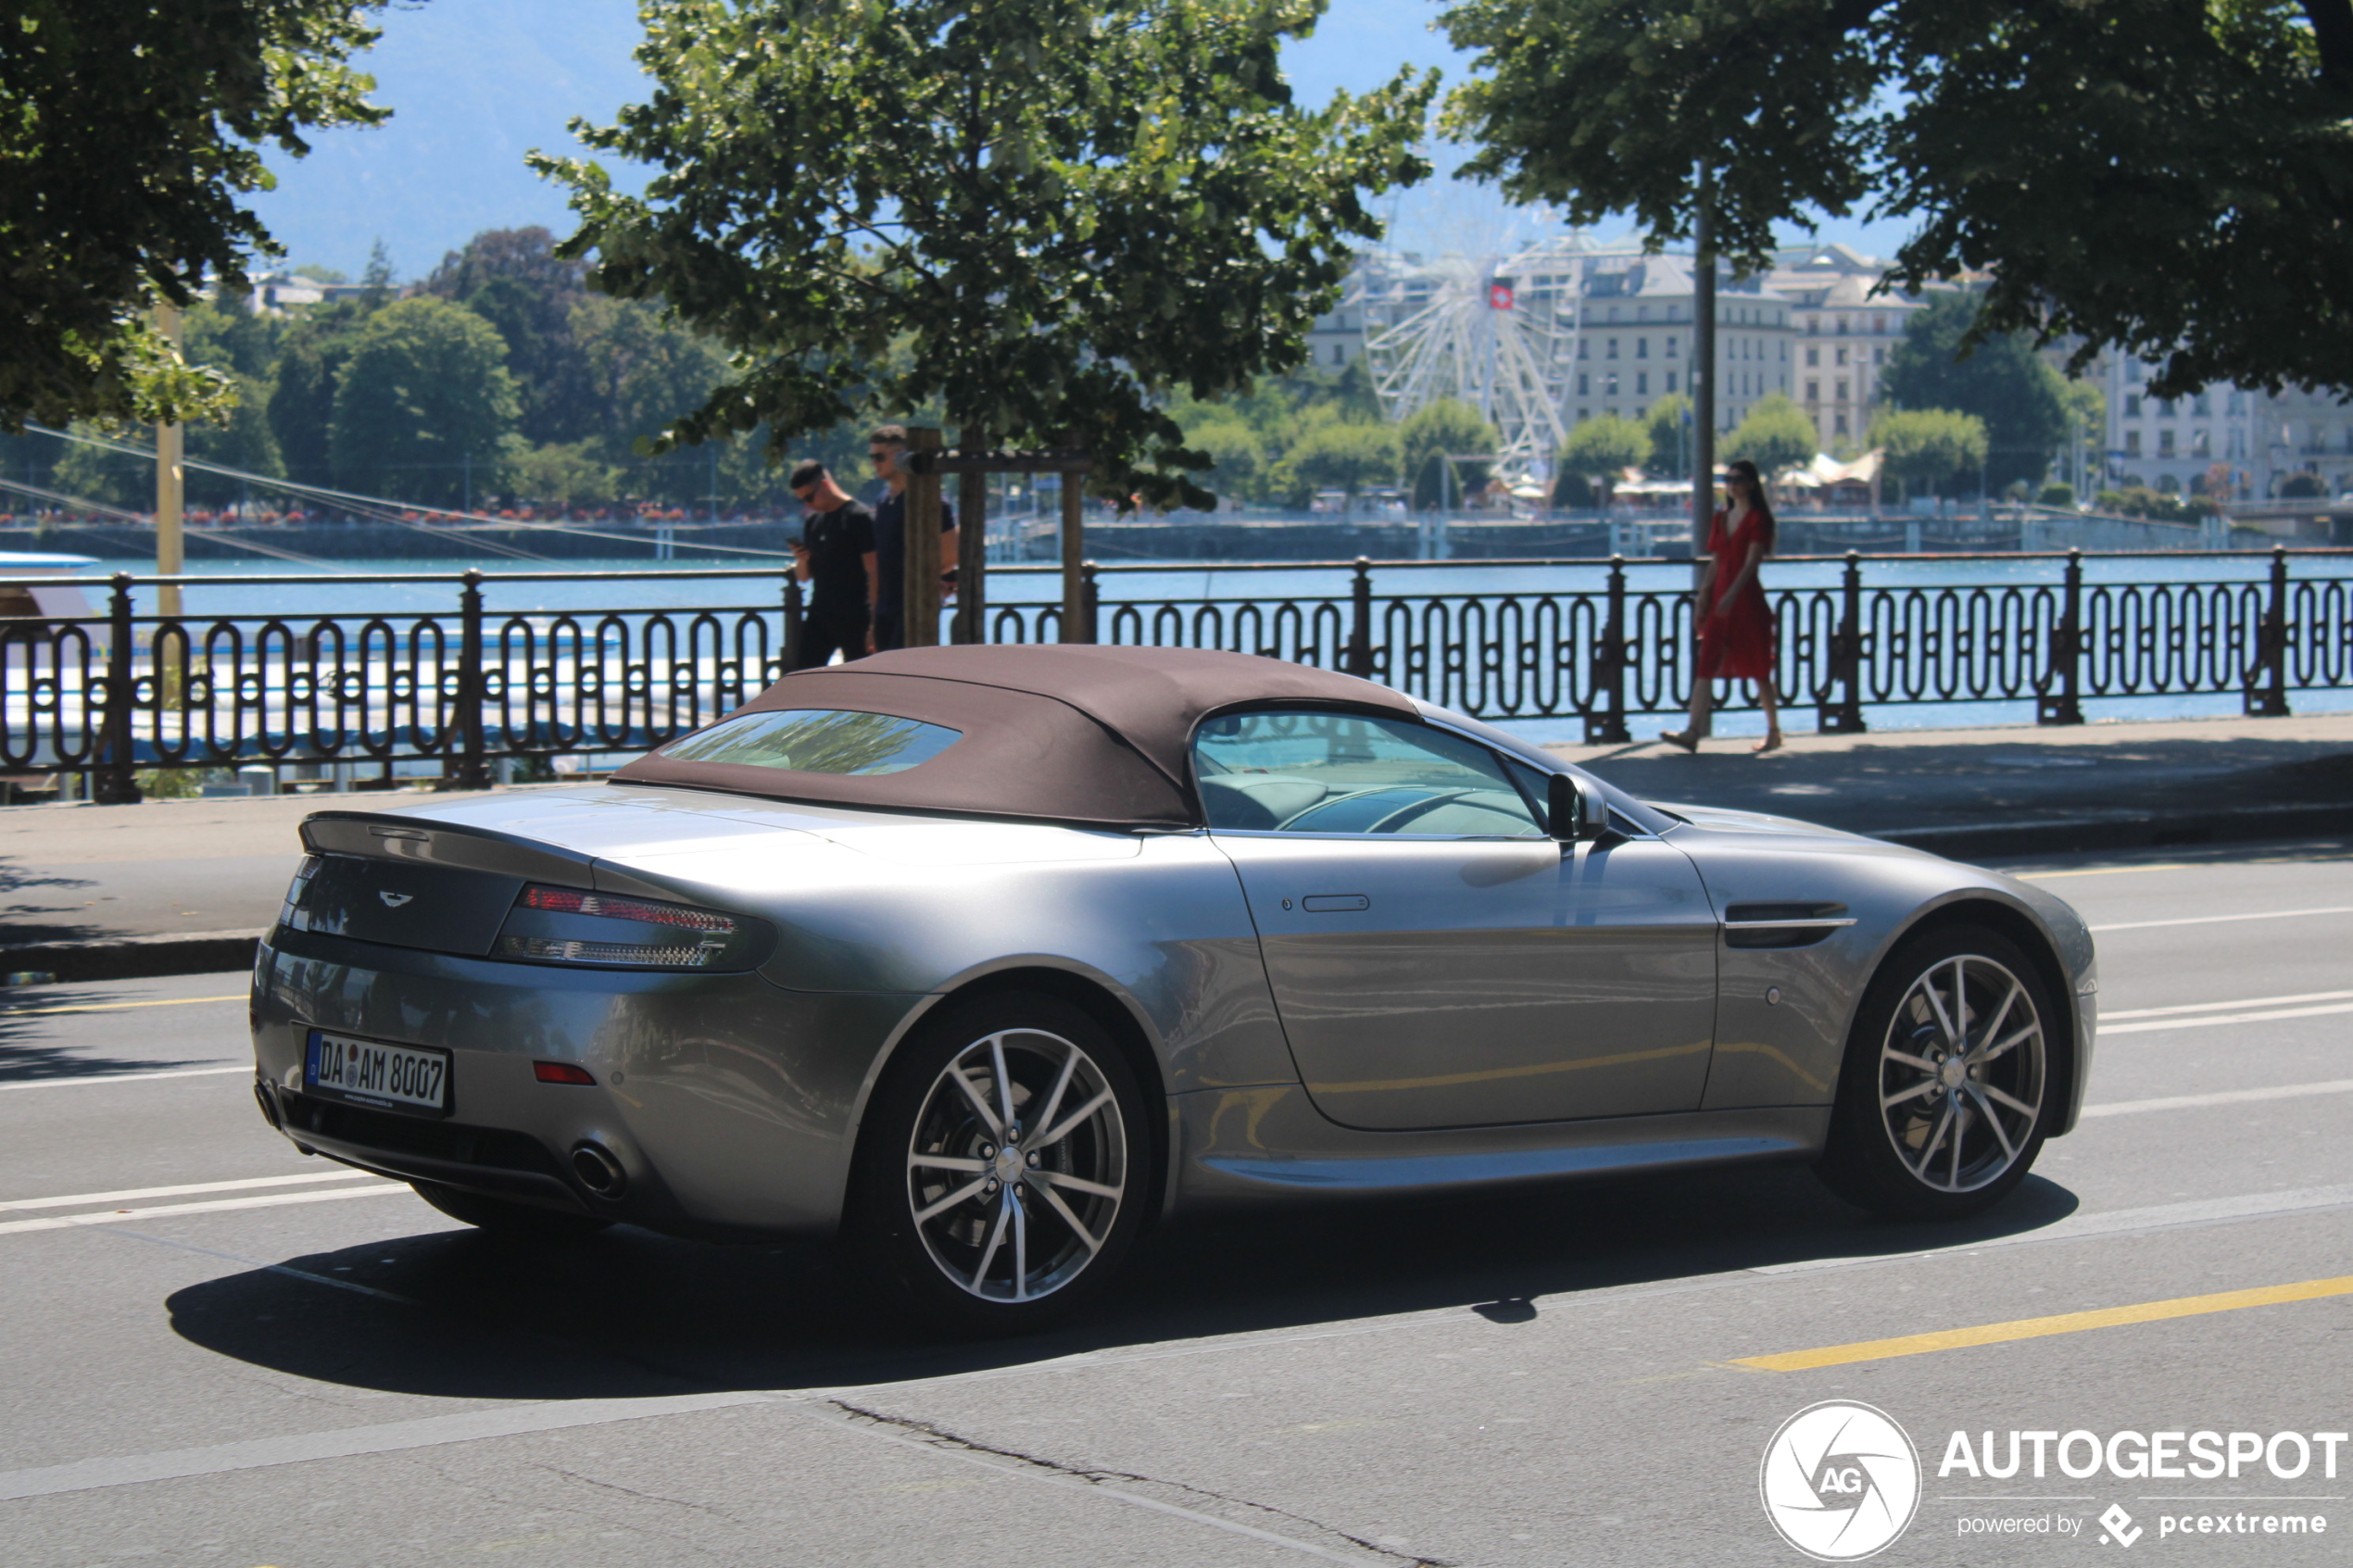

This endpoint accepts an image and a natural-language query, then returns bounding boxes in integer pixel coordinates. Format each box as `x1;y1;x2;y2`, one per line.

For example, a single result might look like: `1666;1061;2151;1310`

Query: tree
1399;400;1498;508
1280;417;1402;502
1726;395;1818;479
1436;0;2353;401
1868;408;1988;500
328;298;520;506
425;228;597;445
1183;415;1272;505
0;1;388;432
1557;415;1648;506
1880;294;2070;492
531;0;1433;510
1643;393;1692;475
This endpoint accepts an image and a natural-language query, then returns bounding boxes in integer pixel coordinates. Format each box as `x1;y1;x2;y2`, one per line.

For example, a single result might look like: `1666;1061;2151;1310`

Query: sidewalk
0;712;2347;981
1548;711;2353;860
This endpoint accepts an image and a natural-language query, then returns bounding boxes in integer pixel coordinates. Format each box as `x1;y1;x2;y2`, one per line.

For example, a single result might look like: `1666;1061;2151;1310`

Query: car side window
1194;709;1543;837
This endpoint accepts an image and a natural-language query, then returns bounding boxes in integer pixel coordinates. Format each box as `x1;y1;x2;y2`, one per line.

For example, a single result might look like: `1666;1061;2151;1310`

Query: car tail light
492;884;769;972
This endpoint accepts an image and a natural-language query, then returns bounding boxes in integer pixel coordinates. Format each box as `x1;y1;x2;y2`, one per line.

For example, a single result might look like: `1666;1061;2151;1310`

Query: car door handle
1301;894;1369;912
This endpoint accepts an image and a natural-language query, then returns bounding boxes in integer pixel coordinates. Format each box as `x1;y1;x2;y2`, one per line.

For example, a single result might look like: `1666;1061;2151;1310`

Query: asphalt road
1;839;2348;1566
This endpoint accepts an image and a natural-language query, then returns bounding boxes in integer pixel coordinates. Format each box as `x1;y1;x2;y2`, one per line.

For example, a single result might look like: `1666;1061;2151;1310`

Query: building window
1834;414;1849;435
2158;398;2178;418
2227;390;2246;416
1806;380;1819;402
2228;429;2246;459
2192;429;2211;458
1637;305;1650;322
1836;346;1849;367
1836;316;1849;334
1578;373;1590;395
2158;429;2176;458
2193;394;2211;417
2129;360;2145;383
1836;380;1848;402
1606;339;1618;358
2125;431;2142;457
1636;337;1649;358
2124;395;2141;418
1332;345;1345;365
1806;346;1819;368
1806;317;1818;335
1605;373;1619;395
1666;370;1678;393
1872;346;1885;365
1577;408;1589;422
1874;314;1888;333
1579;340;1589;359
1637;371;1649;395
1665;336;1679;358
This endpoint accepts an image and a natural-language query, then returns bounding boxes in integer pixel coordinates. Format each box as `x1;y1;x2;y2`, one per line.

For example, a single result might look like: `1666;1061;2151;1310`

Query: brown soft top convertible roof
611;645;1417;827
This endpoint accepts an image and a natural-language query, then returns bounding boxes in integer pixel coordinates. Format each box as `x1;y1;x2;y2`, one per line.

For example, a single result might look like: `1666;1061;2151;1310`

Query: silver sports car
249;646;2096;1332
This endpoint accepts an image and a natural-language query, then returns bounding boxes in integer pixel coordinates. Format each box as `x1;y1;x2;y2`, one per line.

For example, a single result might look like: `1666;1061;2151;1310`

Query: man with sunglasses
866;425;958;652
786;458;876;668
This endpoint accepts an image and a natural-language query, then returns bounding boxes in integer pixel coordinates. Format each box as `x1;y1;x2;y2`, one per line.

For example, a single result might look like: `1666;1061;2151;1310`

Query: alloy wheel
1875;953;2046;1194
903;1027;1129;1303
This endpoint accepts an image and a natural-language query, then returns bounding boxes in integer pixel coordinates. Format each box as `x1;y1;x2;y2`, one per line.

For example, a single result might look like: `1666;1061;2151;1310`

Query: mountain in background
245;0;1903;282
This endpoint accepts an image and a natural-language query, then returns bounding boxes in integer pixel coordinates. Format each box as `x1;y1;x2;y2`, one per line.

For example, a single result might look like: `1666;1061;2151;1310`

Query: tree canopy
1399;399;1498;508
1557;415;1648;505
1437;0;2353;399
1727;395;1818;478
329;298;520;506
0;0;388;432
1869;408;1989;499
1880;293;2070;491
531;0;1433;510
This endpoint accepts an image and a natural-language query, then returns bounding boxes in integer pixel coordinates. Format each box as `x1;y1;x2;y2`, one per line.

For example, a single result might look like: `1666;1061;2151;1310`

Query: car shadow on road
165;1161;2081;1402
0;983;238;1082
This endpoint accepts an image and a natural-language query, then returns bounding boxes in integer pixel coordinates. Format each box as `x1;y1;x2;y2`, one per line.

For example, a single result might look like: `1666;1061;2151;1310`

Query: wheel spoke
1011;1189;1029;1300
1034;1180;1103;1256
1036;1169;1122;1200
909;1152;988;1173
1881;1079;1939;1110
1971;1021;2040;1067
1970;1086;2019;1164
946;1060;1002;1135
970;1189;1013;1288
1973;979;2021;1058
913;1174;990;1224
1979;1081;2040;1120
1919;961;1964;1051
1912;1101;1955;1180
1947;1098;1966;1187
989;1035;1016;1128
1037;1085;1114;1150
1885;1048;1939;1074
1027;1041;1082;1150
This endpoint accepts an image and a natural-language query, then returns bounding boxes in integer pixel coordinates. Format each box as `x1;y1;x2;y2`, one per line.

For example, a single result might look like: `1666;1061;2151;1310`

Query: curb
0;930;264;985
1878;801;2353;862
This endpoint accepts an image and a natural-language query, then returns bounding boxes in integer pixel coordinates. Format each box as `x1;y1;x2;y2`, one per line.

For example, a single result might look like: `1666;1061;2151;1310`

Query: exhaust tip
570;1141;627;1198
252;1081;283;1131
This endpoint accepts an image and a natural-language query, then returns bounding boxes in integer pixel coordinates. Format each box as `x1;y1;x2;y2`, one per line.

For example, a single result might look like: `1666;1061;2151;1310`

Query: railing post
2037;547;2084;726
449;569;491;788
2245;544;2293;717
92;572;143;804
782;571;804;671
1818;549;1869;734
1583;554;1630;743
1080;560;1100;646
1346;557;1374;678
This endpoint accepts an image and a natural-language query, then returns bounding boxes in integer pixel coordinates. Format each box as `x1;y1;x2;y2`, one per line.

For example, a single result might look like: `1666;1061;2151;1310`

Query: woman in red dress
1661;458;1783;753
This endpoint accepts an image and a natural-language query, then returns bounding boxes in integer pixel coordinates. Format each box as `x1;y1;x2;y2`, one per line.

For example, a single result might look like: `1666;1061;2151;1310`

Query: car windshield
660;709;963;775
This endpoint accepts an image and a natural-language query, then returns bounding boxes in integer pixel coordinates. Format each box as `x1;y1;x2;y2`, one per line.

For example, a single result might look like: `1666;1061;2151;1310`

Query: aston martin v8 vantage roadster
250;646;2095;1331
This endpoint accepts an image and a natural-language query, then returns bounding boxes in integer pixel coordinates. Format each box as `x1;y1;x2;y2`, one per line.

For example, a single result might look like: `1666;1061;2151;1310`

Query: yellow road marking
1734;1275;2353;1372
0;994;241;1018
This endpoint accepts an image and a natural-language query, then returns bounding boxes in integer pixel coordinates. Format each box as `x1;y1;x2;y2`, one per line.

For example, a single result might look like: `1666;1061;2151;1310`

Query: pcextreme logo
1761;1400;1923;1562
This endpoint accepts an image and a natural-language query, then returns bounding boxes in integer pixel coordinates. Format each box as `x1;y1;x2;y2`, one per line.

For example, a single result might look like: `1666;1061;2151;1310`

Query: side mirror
1546;772;1611;843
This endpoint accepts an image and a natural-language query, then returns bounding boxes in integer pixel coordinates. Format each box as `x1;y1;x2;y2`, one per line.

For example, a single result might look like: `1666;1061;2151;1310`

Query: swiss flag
1488;282;1516;311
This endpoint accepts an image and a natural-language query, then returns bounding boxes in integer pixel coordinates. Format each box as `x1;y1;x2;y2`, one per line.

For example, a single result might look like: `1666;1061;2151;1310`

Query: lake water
58;553;2353;743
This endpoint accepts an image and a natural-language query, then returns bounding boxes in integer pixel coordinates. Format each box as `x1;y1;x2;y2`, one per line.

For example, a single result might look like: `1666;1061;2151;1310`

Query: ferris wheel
1360;241;1588;480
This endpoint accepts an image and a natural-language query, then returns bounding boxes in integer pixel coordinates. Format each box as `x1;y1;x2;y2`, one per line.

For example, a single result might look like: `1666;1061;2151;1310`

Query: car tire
845;991;1151;1336
1818;922;2059;1222
411;1180;612;1239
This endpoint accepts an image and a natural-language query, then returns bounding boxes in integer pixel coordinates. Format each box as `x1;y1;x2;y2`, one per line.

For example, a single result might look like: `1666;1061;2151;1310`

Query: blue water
60;554;2353;739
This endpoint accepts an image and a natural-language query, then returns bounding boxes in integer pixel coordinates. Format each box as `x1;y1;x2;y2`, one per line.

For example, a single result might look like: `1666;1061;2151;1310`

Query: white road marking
0;1065;248;1093
2089;904;2353;932
2082;1079;2353;1118
0;1170;375;1213
2101;1001;2353;1036
2102;988;2353;1021
0;1182;409;1236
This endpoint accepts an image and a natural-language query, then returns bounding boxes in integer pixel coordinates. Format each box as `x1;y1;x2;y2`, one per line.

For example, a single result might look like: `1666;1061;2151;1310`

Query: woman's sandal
1658;730;1702;753
1753;732;1785;755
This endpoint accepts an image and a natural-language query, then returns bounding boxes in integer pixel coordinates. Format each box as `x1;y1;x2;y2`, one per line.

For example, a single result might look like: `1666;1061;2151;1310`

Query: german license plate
305;1030;451;1118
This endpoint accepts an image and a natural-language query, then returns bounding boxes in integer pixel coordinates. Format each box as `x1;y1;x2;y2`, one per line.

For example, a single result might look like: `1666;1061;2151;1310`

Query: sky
244;0;1915;282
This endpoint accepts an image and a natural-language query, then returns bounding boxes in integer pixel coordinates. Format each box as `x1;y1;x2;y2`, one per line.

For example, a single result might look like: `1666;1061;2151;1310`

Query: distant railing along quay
3;548;2347;803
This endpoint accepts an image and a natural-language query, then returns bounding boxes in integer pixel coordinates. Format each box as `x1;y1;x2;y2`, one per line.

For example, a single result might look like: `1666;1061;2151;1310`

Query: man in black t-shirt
787;459;875;668
866;425;958;652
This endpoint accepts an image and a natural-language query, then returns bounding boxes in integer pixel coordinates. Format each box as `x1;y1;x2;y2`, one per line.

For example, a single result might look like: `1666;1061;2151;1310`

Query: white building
1766;245;1936;447
2097;358;2352;499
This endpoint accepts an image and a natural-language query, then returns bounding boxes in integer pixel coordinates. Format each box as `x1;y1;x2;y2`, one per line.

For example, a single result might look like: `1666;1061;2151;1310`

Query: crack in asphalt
828;1399;1455;1567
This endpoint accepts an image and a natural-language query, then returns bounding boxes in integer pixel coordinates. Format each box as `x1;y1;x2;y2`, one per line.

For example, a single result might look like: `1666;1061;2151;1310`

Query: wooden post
1060;460;1088;644
904;427;945;647
956;427;988;645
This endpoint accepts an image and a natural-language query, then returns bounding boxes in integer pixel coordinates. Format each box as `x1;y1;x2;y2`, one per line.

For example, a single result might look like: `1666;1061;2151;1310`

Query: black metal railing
3;548;2345;803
